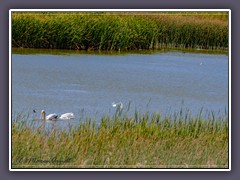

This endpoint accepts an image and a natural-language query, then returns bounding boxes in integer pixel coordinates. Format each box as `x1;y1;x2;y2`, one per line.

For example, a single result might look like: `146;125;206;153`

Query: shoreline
12;47;228;56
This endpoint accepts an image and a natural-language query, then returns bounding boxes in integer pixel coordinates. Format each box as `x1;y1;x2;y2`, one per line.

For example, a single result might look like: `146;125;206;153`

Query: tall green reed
12;108;228;168
12;13;228;51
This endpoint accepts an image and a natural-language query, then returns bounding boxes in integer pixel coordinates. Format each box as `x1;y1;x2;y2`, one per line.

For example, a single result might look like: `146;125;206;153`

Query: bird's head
41;110;45;117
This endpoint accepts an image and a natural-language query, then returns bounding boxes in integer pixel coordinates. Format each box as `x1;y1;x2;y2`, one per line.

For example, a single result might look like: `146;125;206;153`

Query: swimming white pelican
112;102;123;109
41;110;58;120
59;112;75;120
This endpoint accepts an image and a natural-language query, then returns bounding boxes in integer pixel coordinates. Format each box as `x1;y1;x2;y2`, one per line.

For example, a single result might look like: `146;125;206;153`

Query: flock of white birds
34;102;123;121
37;110;75;120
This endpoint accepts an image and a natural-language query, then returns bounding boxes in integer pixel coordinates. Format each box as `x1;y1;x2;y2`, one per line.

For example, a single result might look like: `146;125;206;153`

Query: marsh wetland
11;12;229;169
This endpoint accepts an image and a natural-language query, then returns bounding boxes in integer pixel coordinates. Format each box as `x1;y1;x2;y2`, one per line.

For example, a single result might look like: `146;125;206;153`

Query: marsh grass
12;110;228;168
12;12;228;51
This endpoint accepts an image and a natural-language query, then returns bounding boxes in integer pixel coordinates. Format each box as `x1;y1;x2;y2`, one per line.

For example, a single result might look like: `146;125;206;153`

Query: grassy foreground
12;111;228;169
12;12;228;51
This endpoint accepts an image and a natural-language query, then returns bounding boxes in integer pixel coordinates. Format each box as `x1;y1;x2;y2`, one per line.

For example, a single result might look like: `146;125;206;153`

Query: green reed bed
12;12;228;51
12;111;228;168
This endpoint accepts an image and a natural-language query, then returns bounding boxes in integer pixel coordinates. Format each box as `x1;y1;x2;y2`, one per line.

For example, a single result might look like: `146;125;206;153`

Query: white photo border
9;9;231;171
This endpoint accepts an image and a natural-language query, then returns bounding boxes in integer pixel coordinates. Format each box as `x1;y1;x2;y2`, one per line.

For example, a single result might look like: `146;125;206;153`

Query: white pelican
59;112;75;120
41;110;58;120
112;102;123;109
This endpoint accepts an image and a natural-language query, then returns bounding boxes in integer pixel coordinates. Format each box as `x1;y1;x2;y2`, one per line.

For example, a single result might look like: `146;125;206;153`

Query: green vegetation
12;12;228;51
12;111;228;168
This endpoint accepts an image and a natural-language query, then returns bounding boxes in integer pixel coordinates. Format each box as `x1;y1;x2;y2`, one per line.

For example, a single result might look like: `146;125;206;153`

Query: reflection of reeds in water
11;108;228;168
12;12;228;51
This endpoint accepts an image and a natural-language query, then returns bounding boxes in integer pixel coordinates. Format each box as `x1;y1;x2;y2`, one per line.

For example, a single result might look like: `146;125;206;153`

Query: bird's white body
46;113;58;120
112;102;123;109
41;110;58;120
59;112;75;120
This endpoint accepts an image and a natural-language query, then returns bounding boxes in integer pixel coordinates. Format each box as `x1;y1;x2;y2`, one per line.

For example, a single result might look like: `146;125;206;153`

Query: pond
12;49;228;127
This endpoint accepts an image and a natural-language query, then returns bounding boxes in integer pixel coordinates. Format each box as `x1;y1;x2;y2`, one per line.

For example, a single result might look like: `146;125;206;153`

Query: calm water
12;51;228;125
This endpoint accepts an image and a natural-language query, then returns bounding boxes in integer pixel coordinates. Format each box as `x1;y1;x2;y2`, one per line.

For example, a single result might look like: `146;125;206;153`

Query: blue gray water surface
12;51;228;126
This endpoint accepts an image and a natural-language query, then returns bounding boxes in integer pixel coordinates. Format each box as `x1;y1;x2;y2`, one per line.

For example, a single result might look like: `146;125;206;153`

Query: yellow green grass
12;12;228;51
12;111;228;169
